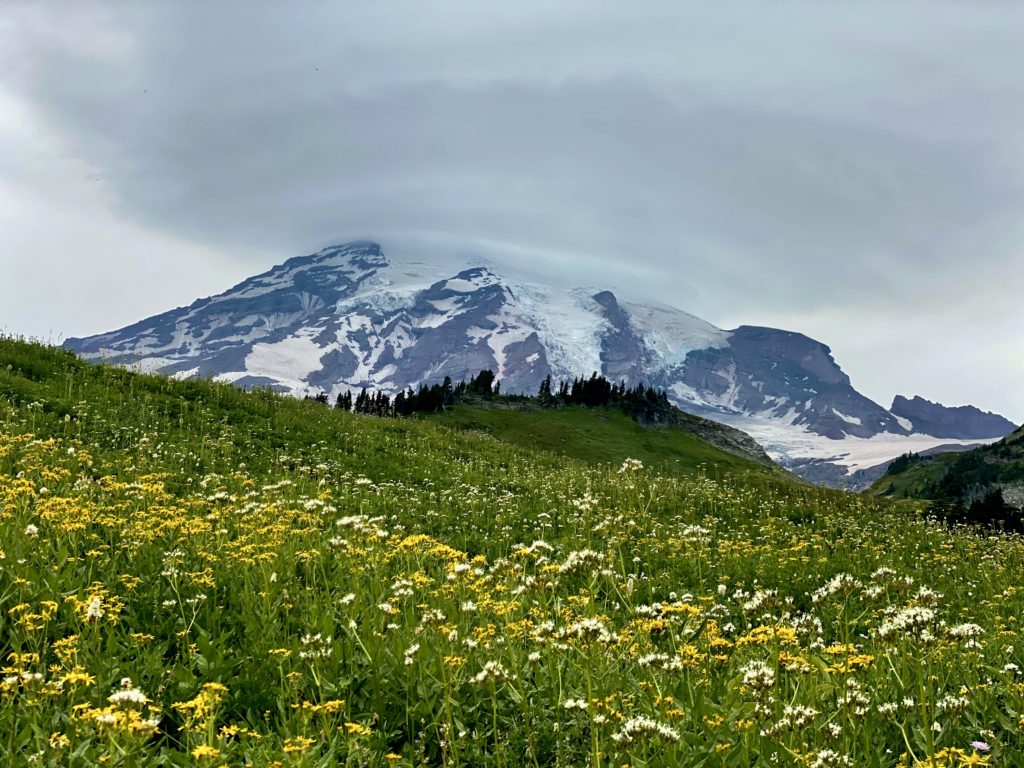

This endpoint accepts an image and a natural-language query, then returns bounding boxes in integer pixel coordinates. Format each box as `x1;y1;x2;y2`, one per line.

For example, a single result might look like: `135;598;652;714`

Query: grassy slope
870;425;1024;500
428;403;776;479
0;343;773;487
4;338;1024;766
869;452;962;499
0;341;557;492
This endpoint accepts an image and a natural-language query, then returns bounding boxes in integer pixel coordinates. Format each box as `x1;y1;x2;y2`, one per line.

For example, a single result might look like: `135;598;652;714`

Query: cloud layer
2;1;1022;420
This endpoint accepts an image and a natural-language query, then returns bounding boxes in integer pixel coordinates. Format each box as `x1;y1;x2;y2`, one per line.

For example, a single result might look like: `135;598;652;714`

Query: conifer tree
538;374;552;401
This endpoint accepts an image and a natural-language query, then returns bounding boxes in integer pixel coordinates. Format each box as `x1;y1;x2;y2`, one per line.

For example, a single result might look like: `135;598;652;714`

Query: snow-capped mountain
66;241;729;398
65;241;1015;484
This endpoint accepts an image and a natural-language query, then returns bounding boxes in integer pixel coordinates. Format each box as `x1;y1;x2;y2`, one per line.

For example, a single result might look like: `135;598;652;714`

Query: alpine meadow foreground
1;338;1021;767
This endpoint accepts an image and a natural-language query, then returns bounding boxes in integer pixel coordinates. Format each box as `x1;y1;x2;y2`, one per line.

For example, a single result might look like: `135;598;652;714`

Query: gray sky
1;1;1022;422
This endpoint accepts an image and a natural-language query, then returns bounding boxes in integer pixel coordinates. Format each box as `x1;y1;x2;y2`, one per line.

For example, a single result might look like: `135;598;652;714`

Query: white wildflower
85;597;104;621
611;716;680;745
472;661;512;685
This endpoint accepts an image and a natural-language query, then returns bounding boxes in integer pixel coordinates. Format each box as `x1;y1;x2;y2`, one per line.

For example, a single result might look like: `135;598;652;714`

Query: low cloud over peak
2;2;1022;421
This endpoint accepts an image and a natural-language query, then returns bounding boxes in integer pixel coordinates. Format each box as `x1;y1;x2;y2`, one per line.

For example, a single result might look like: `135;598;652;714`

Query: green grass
428;403;772;480
869;453;963;499
1;337;1022;768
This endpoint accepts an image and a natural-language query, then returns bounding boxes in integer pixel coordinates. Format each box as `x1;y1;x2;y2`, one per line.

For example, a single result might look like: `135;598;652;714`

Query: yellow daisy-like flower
49;732;70;749
959;754;992;767
341;722;371;737
60;668;96;687
283;736;316;754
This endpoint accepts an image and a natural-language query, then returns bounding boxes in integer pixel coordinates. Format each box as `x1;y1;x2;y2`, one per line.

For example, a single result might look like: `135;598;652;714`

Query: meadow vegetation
0;338;1021;766
429;404;770;479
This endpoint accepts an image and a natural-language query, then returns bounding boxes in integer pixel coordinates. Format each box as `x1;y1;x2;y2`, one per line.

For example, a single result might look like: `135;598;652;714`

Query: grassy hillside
872;425;1024;511
427;402;781;479
869;452;964;500
2;337;1024;766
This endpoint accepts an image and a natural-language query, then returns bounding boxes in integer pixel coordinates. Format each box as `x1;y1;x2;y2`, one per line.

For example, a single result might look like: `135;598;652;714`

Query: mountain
889;395;1017;439
669;326;907;440
64;241;1015;483
64;241;729;398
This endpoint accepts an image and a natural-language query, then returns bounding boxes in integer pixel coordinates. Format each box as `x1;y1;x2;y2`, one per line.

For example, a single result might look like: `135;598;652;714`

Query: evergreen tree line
884;451;920;475
536;372;671;412
934;489;1023;533
304;370;672;419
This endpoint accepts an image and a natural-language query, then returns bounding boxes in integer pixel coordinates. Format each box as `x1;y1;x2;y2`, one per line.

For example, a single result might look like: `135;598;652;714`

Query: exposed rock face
890;395;1017;439
1004;484;1024;511
669;326;908;439
593;291;648;384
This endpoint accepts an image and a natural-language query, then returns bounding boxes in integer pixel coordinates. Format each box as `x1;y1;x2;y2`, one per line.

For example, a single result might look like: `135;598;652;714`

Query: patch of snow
776;407;802;426
669;381;707;405
210;327;271;346
128;335;162;352
335;263;442;316
218;247;384;303
486;325;533;379
245;333;330;389
444;275;498;292
337;313;373;333
895;415;914;432
696;362;744;412
172;367;200;380
374;363;398;385
429;297;463;313
295;292;326;314
831;408;863;426
213;371;249;384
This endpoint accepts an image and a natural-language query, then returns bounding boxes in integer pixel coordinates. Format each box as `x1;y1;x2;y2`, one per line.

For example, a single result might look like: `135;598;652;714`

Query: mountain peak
302;240;387;270
592;289;619;308
892;394;930;408
434;265;504;294
890;394;1016;439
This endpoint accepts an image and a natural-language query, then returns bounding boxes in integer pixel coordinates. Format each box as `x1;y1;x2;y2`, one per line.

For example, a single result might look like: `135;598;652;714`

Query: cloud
2;1;1023;420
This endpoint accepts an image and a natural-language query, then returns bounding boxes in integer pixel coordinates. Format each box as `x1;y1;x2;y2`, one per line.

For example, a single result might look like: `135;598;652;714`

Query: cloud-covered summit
2;2;1023;420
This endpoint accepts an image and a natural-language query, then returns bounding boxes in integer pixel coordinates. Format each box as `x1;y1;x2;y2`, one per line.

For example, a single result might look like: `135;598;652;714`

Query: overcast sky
1;1;1022;421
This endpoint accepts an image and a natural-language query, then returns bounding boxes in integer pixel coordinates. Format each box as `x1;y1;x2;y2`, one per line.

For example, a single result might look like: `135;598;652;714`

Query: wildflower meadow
0;339;1020;766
